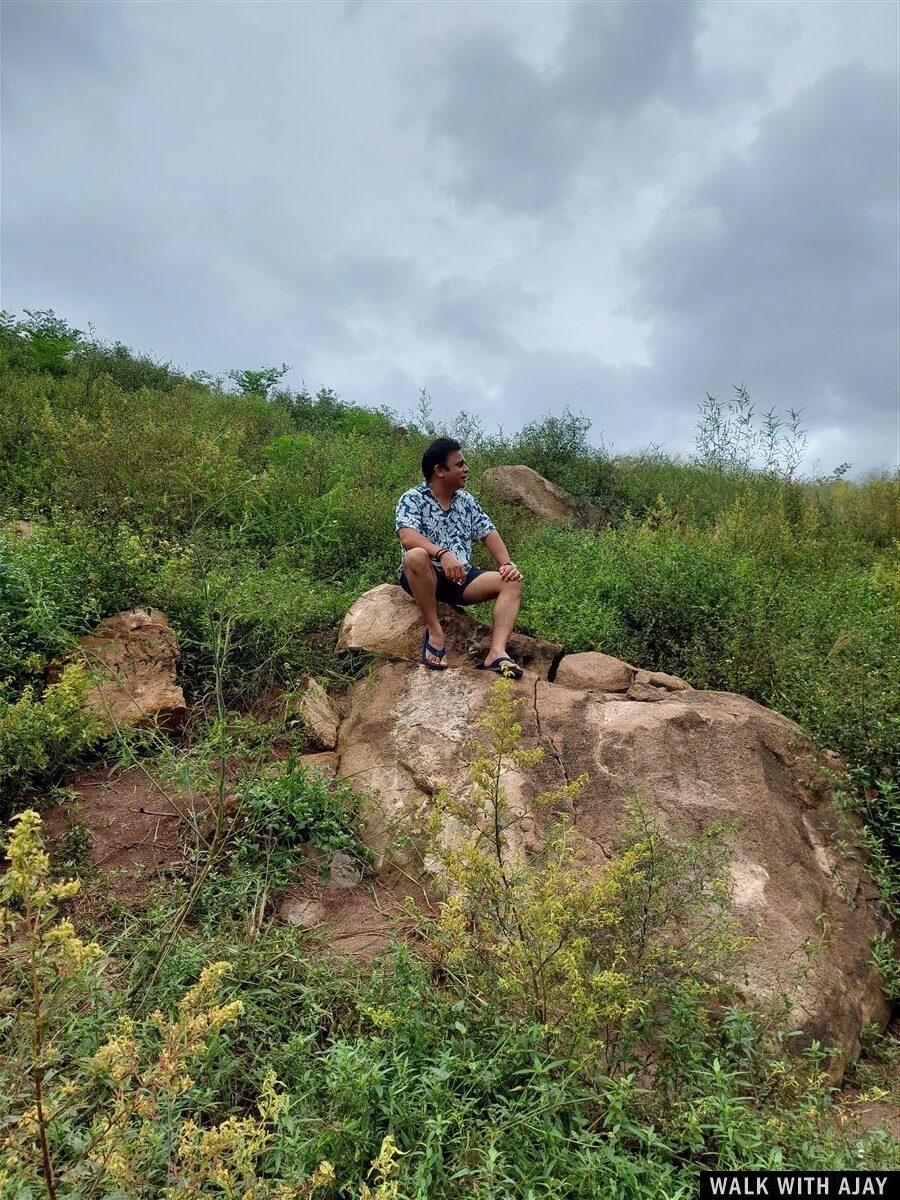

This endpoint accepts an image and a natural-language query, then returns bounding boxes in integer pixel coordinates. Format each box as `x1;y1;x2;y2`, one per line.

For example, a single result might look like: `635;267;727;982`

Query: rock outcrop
59;607;186;731
327;658;889;1075
481;465;598;524
555;651;635;692
554;652;692;697
289;676;340;750
337;583;562;678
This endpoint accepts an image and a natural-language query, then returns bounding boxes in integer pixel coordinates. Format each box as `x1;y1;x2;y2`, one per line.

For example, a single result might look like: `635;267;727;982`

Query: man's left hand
499;562;523;582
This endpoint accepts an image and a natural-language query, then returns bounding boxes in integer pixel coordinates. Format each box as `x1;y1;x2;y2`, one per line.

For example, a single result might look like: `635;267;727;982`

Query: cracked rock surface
331;659;889;1077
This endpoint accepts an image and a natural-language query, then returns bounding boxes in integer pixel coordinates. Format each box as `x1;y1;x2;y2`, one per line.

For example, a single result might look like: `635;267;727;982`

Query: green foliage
3;800;894;1199
695;383;807;480
509;408;616;503
0;665;101;815
870;932;900;1003
0;312;897;1193
0;309;82;376
229;362;290;397
423;676;749;1084
233;759;370;886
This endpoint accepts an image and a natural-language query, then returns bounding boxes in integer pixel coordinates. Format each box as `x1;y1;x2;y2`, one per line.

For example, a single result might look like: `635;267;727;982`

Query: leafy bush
509;408;616;503
233;759;370;886
3;796;894;1199
421;677;748;1079
0;308;81;376
0;665;100;814
0;521;182;686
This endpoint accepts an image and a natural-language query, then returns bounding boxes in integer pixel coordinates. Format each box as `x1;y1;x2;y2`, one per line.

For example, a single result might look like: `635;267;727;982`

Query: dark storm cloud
425;0;720;214
624;64;899;468
0;0;130;119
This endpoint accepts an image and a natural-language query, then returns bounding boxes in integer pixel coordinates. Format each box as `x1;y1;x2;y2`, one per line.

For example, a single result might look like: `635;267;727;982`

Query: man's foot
478;650;523;679
421;628;448;670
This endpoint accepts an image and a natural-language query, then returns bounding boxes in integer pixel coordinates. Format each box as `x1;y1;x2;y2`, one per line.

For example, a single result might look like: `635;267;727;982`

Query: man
396;437;525;675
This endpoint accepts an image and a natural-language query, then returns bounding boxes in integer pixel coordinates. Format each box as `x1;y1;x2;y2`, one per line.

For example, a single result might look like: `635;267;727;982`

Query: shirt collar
419;480;461;505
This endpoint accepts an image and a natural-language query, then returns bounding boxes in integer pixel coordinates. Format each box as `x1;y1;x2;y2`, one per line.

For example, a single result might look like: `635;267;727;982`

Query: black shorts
398;562;487;606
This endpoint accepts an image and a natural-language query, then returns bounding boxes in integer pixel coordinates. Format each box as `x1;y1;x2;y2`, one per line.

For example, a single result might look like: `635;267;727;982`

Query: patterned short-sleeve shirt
395;482;496;566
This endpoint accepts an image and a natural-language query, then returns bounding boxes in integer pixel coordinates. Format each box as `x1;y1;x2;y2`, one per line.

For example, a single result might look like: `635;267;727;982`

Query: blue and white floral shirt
395;482;496;566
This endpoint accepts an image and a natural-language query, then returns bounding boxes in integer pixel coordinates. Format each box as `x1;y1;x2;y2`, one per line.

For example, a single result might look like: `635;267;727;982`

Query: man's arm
398;527;466;583
482;530;523;582
397;527;444;557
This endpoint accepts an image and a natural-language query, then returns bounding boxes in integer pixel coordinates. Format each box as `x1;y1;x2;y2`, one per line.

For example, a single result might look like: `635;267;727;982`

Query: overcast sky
2;0;898;474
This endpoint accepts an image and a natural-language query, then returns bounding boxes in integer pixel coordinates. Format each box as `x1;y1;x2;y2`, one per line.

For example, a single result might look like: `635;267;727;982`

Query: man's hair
422;437;461;481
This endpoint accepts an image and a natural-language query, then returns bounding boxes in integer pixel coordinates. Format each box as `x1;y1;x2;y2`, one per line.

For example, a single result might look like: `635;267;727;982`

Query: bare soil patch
45;764;194;903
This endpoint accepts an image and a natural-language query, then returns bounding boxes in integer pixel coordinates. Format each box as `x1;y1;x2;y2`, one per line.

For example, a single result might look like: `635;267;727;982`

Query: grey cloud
627;64;898;467
428;30;579;213
224;226;541;363
1;0;131;119
496;348;654;448
0;205;353;379
417;276;540;358
557;0;702;116
425;0;721;214
1;1;894;475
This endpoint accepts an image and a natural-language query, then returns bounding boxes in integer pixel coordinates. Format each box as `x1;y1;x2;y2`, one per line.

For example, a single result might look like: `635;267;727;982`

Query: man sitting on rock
396;437;525;675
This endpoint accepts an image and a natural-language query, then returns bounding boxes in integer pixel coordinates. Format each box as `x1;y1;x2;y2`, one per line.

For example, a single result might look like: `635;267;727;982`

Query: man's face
436;450;468;490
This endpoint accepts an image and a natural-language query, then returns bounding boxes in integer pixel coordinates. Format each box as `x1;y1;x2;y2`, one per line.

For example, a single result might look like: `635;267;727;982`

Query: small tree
696;384;808;481
228;363;289;398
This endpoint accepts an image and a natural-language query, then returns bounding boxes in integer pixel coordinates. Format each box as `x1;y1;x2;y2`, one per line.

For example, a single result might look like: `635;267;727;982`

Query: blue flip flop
421;630;448;670
476;656;523;680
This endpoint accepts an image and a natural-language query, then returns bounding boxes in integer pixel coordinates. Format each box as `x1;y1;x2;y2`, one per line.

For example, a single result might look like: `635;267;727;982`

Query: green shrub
0;308;81;376
0;520;181;688
0;664;100;813
3;805;895;1200
232;758;370;886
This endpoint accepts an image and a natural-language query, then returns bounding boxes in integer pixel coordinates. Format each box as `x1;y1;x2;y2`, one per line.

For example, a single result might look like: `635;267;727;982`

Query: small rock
298;751;339;777
555;652;634;693
278;893;326;929
290;677;339;750
329;850;363;889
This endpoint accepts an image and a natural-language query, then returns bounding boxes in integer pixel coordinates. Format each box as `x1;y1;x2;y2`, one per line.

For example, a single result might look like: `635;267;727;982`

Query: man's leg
459;571;523;666
402;547;446;667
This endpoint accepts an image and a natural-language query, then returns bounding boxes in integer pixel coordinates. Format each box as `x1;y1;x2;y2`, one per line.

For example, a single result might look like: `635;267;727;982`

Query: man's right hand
438;551;466;583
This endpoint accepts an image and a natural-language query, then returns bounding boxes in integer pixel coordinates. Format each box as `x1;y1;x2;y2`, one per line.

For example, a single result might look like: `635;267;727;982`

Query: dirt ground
45;763;193;904
44;759;424;958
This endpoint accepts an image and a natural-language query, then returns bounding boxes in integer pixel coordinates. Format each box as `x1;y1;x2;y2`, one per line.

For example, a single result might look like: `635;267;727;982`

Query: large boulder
337;584;562;679
481;465;598;524
60;607;186;731
331;661;888;1075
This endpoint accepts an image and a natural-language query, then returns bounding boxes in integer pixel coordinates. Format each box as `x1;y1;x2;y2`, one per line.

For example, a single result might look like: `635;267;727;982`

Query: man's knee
403;546;431;571
501;575;523;594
